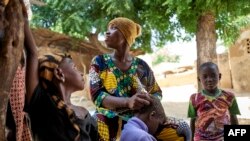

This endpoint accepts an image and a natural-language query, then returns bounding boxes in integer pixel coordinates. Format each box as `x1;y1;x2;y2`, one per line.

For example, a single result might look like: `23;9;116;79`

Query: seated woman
23;18;98;141
89;17;191;141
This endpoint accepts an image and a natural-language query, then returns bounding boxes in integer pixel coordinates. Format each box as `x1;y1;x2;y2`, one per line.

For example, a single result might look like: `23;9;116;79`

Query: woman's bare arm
24;19;39;104
102;93;151;110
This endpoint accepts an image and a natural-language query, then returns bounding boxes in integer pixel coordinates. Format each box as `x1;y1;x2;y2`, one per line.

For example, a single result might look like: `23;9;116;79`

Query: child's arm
24;19;39;105
190;118;195;141
228;93;241;125
187;94;196;141
230;115;239;125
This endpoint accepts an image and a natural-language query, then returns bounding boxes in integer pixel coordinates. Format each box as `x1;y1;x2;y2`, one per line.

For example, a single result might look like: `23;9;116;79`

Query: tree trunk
0;0;25;140
196;12;217;91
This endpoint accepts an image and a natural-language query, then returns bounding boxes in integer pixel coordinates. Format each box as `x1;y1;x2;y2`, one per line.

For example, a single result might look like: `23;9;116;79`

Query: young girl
188;62;241;141
23;18;98;141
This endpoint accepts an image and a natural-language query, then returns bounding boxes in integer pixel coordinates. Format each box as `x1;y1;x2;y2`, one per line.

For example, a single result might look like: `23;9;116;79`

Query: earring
62;78;65;83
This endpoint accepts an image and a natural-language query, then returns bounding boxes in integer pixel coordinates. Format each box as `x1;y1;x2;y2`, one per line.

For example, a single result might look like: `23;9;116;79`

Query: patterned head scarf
38;53;70;89
108;17;141;47
38;53;81;140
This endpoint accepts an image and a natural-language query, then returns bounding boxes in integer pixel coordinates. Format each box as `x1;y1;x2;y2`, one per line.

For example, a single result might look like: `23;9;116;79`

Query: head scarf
38;53;70;89
108;17;141;47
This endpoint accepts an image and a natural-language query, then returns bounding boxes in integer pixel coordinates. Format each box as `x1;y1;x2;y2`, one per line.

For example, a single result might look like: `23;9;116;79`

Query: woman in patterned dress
89;17;191;141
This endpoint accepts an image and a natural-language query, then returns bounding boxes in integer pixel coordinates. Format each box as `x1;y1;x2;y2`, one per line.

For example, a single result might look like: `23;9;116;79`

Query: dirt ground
71;84;250;125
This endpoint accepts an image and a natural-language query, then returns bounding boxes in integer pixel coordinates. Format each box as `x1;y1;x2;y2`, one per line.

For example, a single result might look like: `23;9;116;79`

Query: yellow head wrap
108;17;141;47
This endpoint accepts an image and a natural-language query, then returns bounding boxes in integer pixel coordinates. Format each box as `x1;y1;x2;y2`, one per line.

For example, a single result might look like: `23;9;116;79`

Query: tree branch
30;0;46;6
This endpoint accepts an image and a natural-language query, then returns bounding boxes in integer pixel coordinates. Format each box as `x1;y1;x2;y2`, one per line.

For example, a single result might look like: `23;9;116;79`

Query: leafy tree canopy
31;0;191;52
163;0;250;46
31;0;250;52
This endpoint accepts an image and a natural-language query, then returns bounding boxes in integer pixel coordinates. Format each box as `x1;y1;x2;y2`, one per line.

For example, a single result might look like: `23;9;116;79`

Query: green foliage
32;0;108;38
152;55;166;66
167;55;180;63
31;0;250;52
152;54;180;66
31;0;190;53
163;0;250;46
218;15;250;46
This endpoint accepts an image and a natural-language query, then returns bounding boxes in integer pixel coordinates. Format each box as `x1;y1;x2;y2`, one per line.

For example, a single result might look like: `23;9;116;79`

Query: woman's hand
127;93;151;110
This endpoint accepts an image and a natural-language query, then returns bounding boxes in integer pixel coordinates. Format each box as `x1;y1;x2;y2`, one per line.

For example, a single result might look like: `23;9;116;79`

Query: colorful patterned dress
89;54;162;140
188;89;241;141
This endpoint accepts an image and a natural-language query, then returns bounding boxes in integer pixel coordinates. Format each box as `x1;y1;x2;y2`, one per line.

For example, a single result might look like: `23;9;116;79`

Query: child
188;62;240;141
23;19;98;141
120;95;166;141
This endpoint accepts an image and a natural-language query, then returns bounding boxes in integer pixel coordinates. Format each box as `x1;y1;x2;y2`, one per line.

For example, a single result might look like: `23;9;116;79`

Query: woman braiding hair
89;17;191;141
